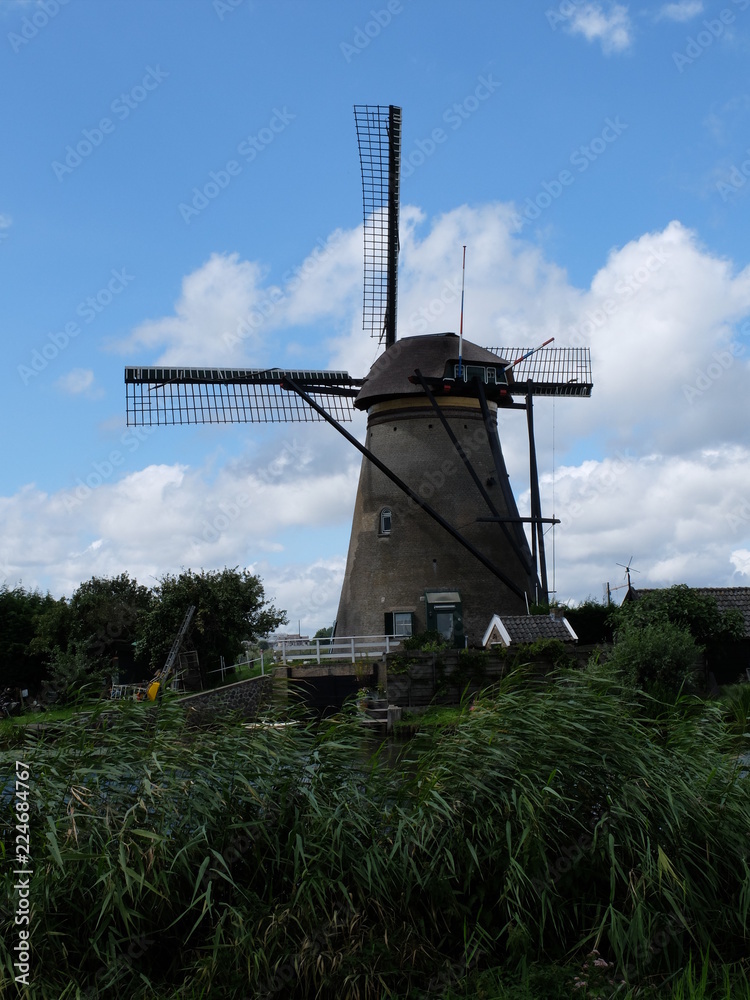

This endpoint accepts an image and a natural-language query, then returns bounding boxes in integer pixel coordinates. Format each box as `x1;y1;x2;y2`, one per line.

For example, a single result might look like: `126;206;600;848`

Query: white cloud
0;214;12;229
0;444;361;631
544;447;750;599
55;368;99;396
115;231;365;369
656;1;703;22
117;253;271;366
5;204;750;619
566;3;633;54
730;549;750;577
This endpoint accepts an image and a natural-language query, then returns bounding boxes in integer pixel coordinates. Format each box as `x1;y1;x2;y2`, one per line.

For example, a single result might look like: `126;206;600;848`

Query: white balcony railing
275;634;402;665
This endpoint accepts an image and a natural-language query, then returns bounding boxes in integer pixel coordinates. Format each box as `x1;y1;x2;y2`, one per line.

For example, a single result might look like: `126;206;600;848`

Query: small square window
393;612;413;636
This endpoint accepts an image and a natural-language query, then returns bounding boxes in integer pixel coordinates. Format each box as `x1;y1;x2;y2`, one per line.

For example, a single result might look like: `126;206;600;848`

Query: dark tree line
0;568;286;702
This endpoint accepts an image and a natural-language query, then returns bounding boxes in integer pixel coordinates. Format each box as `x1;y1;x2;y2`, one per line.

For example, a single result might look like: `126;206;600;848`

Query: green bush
608;620;701;698
402;629;449;652
565;598;614;645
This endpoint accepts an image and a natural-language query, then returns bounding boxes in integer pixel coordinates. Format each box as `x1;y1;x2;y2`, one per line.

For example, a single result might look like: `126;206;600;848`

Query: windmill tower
124;105;592;647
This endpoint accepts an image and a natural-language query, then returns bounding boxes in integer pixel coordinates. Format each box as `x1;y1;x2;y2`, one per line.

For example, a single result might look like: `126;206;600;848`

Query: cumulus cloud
55;368;101;397
0;440;361;629
565;3;633;55
4;203;750;619
115;231;364;369
540;447;750;600
117;253;271;366
656;1;704;21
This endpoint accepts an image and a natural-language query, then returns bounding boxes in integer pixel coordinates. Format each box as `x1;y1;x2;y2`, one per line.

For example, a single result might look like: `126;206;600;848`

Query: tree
0;585;58;691
137;568;287;685
609;585;746;697
67;573;153;667
615;585;744;647
30;574;154;699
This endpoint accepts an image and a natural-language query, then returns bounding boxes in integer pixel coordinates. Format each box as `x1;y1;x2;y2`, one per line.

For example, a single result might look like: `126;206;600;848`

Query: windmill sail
485;346;592;396
124;367;362;426
354;104;401;348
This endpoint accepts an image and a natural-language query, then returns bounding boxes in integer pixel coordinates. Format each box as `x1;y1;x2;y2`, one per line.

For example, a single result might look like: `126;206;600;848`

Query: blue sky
1;0;749;631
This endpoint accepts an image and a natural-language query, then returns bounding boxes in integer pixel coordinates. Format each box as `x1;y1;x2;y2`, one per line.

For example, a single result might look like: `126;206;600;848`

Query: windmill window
452;364;507;385
384;611;413;637
379;508;392;535
393;612;413;636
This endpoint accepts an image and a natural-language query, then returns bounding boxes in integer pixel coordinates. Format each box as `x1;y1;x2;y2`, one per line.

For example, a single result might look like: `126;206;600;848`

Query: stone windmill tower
124;105;592;647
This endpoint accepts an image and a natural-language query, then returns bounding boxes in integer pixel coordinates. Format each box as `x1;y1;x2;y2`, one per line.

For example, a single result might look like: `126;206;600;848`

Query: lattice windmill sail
354;104;401;348
125;104;593;647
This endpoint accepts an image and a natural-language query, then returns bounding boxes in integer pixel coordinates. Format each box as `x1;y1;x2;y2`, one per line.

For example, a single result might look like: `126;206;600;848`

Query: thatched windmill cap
354;332;511;410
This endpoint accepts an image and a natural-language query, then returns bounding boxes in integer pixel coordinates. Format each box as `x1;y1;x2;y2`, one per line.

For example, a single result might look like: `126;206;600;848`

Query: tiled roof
629;587;750;636
484;614;578;646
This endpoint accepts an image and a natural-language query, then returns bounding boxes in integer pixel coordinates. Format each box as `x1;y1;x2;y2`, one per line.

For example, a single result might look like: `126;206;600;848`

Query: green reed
1;670;748;998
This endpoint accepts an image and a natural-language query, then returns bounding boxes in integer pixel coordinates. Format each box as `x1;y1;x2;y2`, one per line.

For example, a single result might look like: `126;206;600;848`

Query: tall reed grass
1;668;748;998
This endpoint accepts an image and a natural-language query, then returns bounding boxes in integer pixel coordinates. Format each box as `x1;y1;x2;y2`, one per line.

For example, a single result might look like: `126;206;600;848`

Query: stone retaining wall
177;674;273;724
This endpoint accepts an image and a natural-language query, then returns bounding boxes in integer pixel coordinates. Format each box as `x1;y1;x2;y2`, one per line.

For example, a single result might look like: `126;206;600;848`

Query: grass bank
1;668;748;998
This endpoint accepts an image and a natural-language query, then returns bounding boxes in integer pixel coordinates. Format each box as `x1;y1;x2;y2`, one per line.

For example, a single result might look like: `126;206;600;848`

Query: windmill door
424;591;464;648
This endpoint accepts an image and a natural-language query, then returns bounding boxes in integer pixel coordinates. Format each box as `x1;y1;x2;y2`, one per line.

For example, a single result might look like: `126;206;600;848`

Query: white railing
275;634;402;665
208;654;272;679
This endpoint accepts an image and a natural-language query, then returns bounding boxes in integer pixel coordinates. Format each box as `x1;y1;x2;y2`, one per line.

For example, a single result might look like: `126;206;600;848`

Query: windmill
124;105;592;647
616;557;640;591
606;558;640;604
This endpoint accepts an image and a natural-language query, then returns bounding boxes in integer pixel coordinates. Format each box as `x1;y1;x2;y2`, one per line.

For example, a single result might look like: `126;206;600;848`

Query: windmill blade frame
124;367;362;426
484;346;593;397
354;104;401;348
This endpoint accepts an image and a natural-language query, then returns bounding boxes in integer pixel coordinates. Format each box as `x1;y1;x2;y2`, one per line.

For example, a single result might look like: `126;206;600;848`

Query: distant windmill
616;557;640;591
606;557;640;604
124;105;593;647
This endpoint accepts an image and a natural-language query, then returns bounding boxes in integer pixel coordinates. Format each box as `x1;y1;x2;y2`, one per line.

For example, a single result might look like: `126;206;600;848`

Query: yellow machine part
147;682;160;701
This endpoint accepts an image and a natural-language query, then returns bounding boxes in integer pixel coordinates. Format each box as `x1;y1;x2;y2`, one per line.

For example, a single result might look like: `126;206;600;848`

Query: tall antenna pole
458;245;466;379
